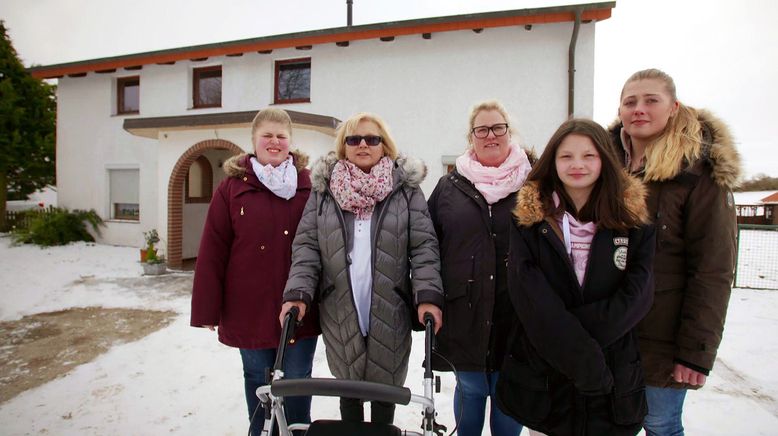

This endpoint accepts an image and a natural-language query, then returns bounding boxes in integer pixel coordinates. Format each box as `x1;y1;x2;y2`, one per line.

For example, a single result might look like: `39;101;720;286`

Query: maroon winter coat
190;151;320;349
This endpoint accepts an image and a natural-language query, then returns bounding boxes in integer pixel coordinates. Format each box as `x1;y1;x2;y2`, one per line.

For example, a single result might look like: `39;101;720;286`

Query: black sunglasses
345;135;383;146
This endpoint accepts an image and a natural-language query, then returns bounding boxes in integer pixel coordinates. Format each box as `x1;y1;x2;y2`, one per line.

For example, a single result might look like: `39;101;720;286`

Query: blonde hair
334;113;398;161
466;99;517;146
251;108;293;139
621;69;702;182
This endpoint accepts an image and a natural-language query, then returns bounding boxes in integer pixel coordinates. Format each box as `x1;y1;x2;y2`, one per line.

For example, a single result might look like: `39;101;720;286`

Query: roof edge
30;2;614;79
123;109;341;139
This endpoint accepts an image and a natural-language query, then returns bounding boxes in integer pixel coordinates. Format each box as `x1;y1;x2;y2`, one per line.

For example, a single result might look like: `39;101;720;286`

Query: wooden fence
2;206;55;232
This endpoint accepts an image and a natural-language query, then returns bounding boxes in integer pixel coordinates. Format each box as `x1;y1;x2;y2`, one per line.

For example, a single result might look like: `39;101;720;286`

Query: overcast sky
3;0;776;178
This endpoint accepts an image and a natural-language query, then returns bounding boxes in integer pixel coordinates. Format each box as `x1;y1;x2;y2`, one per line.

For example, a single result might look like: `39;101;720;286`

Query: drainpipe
568;7;582;117
347;0;353;27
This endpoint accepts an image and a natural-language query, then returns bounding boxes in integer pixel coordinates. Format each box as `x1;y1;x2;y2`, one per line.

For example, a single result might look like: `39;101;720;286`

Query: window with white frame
109;169;140;220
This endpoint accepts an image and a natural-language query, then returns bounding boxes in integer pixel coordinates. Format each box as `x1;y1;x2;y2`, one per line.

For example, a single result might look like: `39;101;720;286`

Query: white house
30;2;615;268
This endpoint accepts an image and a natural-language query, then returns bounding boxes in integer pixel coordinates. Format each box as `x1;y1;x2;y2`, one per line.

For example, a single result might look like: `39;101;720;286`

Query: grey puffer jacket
283;152;444;386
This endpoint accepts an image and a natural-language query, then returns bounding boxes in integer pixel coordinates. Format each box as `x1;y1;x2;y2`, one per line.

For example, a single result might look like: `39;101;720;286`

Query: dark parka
190;152;320;348
495;179;655;436
608;109;742;388
283;152;444;387
427;169;519;372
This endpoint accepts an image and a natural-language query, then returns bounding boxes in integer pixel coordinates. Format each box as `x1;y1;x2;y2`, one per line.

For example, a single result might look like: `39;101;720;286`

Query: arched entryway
167;139;243;268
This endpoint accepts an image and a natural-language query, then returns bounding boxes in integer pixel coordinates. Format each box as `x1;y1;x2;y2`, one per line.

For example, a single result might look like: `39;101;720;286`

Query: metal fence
735;224;778;290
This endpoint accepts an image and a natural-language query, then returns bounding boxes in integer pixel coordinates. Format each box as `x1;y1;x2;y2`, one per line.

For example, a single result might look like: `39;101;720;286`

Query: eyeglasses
471;123;509;139
345;135;383;146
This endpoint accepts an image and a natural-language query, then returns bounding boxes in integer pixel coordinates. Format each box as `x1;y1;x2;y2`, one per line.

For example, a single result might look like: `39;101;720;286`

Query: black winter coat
496;181;655;436
427;170;517;372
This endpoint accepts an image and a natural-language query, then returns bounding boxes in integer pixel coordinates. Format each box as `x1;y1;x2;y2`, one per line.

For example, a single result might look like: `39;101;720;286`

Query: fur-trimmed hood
310;151;427;193
609;109;741;189
222;149;310;178
513;176;648;227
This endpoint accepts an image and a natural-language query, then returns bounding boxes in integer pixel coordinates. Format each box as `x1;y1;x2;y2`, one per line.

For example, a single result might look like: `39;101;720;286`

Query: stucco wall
54;21;597;250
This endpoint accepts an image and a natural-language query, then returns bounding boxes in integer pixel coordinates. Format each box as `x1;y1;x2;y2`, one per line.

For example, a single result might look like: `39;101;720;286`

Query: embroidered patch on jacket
614;246;628;270
613;237;629;246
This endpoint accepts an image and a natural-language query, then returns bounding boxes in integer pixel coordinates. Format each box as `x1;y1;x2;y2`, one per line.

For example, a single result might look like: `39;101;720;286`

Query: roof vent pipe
568;7;582;117
347;0;353;27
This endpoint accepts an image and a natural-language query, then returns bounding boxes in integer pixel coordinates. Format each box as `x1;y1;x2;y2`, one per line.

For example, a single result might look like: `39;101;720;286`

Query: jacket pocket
394;286;423;332
638;287;683;342
495;353;551;426
441;256;476;301
319;284;336;302
610;360;648;425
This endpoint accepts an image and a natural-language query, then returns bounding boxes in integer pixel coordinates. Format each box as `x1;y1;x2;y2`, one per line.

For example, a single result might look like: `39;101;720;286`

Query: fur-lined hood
310;151;427;193
513;176;648;227
609;109;741;189
222;149;310;178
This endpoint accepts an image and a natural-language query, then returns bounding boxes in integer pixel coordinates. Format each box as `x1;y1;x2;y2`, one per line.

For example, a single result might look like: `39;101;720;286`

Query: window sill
190;104;222;110
273;99;311;105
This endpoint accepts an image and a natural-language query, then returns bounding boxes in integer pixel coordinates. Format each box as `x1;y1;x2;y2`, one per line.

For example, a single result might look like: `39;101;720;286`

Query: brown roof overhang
29;2;614;79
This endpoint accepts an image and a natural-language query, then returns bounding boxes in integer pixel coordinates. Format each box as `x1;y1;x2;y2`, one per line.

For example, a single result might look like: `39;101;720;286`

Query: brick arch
167;139;243;268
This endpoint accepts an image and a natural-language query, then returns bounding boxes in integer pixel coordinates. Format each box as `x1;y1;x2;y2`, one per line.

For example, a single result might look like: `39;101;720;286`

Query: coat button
284;230;289;235
661;225;667;230
542;228;548;234
260;245;265;250
489;275;494;280
243;177;248;181
475;194;480;198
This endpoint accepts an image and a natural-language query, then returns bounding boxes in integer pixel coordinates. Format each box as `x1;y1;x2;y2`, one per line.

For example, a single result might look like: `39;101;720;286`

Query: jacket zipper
324;187;362;329
541;222;586;301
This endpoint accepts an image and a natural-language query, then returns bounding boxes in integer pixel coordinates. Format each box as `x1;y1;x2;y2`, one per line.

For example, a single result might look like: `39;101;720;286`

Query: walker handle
273;306;300;372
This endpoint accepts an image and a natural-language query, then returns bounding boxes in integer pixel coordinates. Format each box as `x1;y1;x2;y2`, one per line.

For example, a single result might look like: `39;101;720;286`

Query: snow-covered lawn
0;235;776;435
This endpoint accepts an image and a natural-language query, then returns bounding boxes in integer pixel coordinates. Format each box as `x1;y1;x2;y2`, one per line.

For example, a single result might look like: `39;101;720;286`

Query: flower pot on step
142;262;167;275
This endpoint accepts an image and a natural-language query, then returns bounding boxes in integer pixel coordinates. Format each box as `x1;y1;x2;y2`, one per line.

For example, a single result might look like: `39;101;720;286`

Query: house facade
30;2;614;268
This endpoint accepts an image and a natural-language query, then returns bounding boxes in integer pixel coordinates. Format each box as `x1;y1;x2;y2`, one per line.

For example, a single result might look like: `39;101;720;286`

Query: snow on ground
0;234;777;435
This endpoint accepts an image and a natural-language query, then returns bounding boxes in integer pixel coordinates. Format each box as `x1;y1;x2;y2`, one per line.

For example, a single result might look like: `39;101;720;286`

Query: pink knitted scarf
330;157;393;220
455;143;531;204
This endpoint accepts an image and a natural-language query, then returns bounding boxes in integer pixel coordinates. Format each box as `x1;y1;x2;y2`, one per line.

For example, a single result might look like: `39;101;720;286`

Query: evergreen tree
0;21;56;230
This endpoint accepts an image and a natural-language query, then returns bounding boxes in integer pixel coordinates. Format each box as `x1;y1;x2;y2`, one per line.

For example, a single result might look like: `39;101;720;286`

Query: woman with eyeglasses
427;100;533;436
279;112;444;424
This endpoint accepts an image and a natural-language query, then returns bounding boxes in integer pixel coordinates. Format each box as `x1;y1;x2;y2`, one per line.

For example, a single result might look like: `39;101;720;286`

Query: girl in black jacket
495;119;656;436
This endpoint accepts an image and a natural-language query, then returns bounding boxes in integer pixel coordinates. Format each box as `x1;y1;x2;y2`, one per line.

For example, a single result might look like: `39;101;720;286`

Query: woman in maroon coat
190;108;320;435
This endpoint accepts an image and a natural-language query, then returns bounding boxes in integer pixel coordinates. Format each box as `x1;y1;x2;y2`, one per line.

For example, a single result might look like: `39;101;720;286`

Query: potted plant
140;229;159;262
142;248;167;275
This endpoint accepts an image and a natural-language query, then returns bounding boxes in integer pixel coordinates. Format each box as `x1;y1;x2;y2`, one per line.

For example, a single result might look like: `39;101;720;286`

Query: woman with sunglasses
427;100;533;436
280;112;444;424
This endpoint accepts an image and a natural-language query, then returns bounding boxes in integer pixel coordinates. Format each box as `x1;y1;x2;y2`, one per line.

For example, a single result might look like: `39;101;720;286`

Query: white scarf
250;156;298;200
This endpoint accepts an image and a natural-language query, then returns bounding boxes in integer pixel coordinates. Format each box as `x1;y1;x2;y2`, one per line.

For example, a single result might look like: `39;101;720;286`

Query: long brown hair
527;118;644;231
620;69;702;182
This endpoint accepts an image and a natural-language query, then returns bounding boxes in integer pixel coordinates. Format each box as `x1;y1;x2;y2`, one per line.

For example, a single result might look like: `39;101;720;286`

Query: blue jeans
644;386;687;436
240;336;318;435
454;371;523;436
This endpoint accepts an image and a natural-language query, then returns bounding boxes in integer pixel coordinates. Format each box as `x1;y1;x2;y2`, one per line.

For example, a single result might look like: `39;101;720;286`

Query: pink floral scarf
330;157;394;220
455;143;532;204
